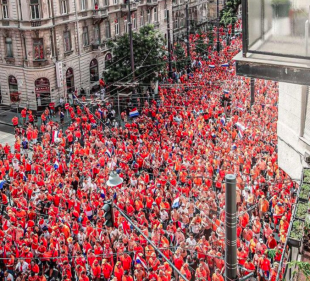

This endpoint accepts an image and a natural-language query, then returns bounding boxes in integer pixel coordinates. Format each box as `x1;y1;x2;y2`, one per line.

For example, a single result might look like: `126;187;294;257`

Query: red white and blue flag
129;108;139;118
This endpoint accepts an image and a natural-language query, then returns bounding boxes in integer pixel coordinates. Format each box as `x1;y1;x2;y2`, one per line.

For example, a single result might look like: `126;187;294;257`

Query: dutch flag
135;256;148;269
129;108;139;118
105;149;112;158
172;197;180;209
54;160;59;170
221;63;229;67
85;206;93;218
208;65;215;69
98;108;103;118
223;90;229;94
220;116;226;126
22;172;27;182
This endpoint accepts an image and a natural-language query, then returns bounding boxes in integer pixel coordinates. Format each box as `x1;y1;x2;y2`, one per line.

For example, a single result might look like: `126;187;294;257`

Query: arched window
8;75;19;102
35;77;50;109
105;53;112;62
90;59;99;82
66;68;74;93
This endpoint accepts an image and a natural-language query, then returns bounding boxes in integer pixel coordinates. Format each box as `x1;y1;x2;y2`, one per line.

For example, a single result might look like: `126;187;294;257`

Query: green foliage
265;249;281;259
195;30;208;56
290;220;304;240
220;0;241;27
174;43;188;71
296;202;308;220
104;25;166;84
304;169;310;183
300;184;310;200
287;261;310;280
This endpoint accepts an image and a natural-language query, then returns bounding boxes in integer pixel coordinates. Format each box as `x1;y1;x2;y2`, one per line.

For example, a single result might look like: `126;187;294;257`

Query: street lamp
107;171;123;187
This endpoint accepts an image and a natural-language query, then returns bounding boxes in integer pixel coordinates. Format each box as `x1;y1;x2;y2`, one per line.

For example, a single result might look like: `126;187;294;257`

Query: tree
174;43;188;71
104;25;166;85
207;24;214;49
219;0;241;33
195;30;208;56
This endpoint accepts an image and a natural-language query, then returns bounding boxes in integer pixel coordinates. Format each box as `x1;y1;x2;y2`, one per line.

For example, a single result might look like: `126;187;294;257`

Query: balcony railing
147;0;158;5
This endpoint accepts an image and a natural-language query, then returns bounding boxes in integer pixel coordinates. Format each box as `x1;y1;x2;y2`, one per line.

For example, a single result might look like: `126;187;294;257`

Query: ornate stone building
0;0;172;111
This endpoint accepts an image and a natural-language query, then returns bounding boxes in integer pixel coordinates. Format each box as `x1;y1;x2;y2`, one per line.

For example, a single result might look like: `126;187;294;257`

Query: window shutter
304;86;310;141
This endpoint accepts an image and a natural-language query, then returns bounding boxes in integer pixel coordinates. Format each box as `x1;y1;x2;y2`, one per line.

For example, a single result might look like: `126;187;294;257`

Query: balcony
146;0;158;6
234;0;310;86
120;2;138;12
31;20;42;27
92;8;108;23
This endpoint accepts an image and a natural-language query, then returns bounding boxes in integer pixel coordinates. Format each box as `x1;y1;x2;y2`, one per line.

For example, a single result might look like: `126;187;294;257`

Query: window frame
33;38;45;60
105;21;111;39
60;0;68;15
94;24;101;44
5;37;13;58
132;14;136;30
115;21;119;36
82;26;89;46
147;10;150;23
63;31;72;52
2;0;8;19
81;0;86;11
124;19;128;33
153;7;157;22
30;0;40;20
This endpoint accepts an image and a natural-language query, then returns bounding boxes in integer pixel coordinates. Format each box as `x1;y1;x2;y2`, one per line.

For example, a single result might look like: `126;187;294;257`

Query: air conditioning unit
305;152;310;164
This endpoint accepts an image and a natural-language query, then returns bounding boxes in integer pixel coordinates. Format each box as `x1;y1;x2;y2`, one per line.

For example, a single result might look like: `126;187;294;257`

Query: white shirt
15;261;29;272
160;210;169;221
5;273;14;281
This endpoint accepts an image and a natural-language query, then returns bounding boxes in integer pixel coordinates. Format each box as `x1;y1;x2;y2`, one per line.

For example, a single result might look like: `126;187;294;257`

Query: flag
238;130;243;139
52;131;59;143
100;190;105;199
85;206;93;217
54;160;59;170
208;65;215;69
135;256;148;269
22;172;27;182
223;90;229;94
235;122;246;131
220;116;225;126
233;61;236;66
221;63;229;67
129;108;139;118
172;197;180;209
113;192;117;201
105;149;112;158
0;180;6;190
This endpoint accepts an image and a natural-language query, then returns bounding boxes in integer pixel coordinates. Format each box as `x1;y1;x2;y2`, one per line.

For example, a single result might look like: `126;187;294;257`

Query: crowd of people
1;28;296;281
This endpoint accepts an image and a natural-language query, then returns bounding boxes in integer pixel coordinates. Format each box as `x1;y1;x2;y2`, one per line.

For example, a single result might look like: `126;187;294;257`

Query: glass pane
247;0;310;58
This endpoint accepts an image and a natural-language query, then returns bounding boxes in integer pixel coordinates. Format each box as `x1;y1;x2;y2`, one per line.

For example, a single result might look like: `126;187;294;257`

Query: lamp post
126;0;135;80
225;174;237;281
216;0;220;53
166;6;173;78
185;1;191;68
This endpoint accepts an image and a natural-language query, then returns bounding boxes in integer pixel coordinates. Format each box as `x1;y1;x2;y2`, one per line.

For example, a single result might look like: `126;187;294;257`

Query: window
2;0;8;19
30;0;40;19
5;37;13;57
60;0;68;14
153;7;157;22
64;31;71;52
66;68;74;93
82;26;89;46
115;21;119;35
33;38;44;60
124;20;128;33
113;0;118;5
164;9;167;20
81;0;86;10
103;0;108;6
132;14;136;29
147;10;150;23
105;21;111;38
94;24;100;44
8;76;19;103
90;59;99;82
140;11;144;27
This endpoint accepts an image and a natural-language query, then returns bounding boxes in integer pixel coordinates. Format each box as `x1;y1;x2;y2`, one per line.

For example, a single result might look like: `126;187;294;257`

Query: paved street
0;124;15;150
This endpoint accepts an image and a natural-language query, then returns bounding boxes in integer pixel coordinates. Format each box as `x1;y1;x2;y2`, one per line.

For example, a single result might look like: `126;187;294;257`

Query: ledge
64;50;74;57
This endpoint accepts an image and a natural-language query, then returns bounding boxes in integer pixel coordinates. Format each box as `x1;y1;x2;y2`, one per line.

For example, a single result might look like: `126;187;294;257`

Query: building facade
172;0;209;41
0;0;172;111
